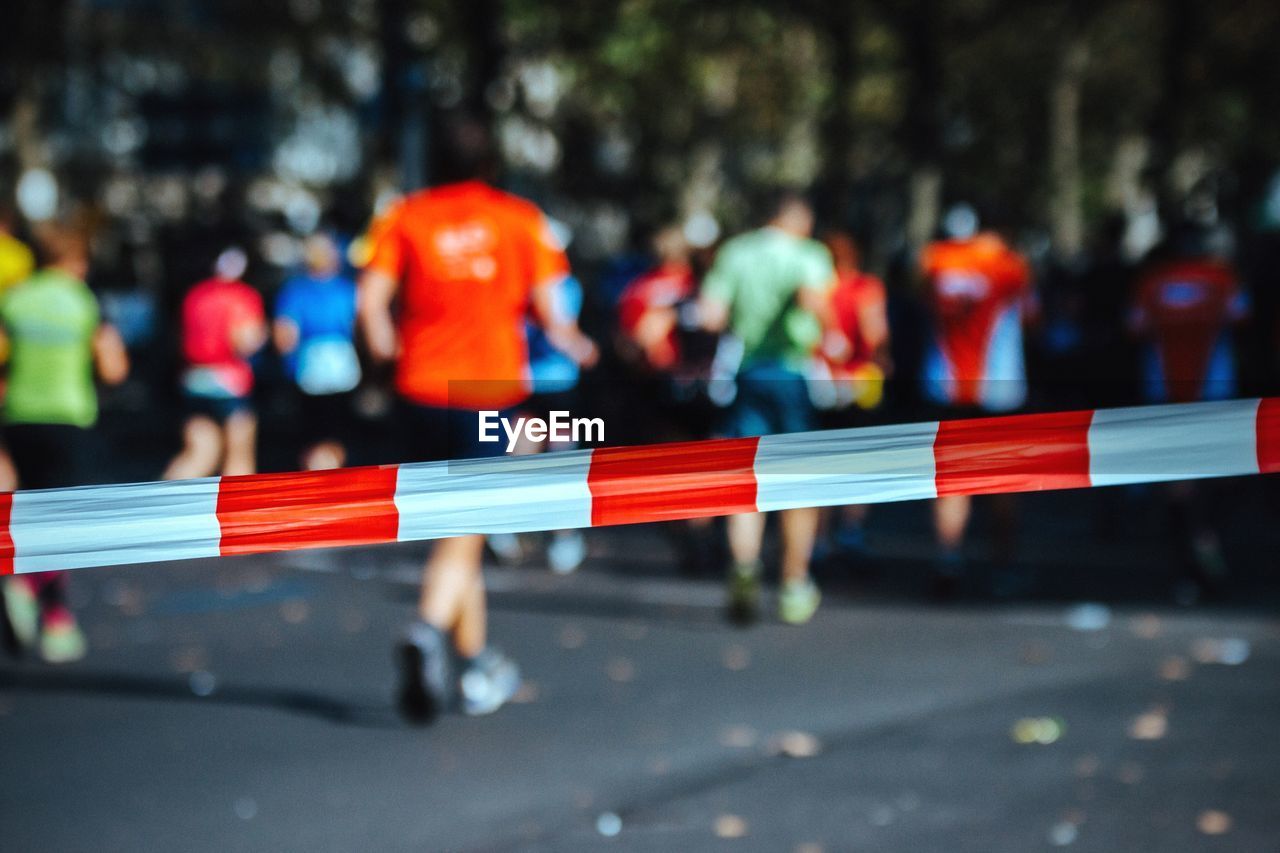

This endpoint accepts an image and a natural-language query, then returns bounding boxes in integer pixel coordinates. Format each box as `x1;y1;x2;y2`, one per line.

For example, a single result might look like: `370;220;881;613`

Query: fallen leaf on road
1196;810;1232;835
558;624;585;650
768;731;822;758
606;657;635;683
1158;656;1190;681
714;814;748;838
1128;708;1168;741
722;644;751;671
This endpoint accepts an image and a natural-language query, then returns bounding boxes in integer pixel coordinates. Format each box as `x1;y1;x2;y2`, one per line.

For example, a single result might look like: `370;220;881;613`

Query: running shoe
832;524;868;557
1190;534;1229;596
39;606;87;664
547;531;587;575
2;577;40;654
929;550;965;602
487;532;523;564
778;578;821;625
726;560;762;626
397;621;452;725
459;648;521;716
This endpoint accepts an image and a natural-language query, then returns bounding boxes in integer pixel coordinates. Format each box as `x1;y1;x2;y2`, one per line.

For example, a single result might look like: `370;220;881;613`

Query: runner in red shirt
617;226;698;373
1131;255;1247;404
163;248;267;479
820;231;890;406
1130;227;1249;595
615;225;722;575
816;231;890;559
359;115;596;723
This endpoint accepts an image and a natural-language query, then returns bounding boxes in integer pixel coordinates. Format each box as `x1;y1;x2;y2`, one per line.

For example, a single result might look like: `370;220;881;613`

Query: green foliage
5;0;1280;247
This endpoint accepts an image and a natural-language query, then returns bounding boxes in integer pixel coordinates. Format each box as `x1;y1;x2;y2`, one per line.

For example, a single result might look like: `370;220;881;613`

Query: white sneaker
547;531;587;574
459;648;521;716
487;533;522;564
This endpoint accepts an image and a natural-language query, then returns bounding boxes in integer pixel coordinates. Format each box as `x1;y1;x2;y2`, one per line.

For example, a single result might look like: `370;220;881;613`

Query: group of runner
0;116;1253;726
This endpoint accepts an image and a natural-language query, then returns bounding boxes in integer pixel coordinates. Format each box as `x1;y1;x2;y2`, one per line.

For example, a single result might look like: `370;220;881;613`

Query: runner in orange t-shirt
359;115;596;723
920;205;1035;598
921;233;1031;412
363;182;576;409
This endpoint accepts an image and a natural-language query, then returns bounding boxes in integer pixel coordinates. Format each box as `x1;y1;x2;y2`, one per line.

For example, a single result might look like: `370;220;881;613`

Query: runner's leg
303;440;346;471
727;512;766;566
935;494;971;553
162;416;223;480
419;533;486;645
453;568;487;659
221;410;257;476
931;494;971;599
780;507;819;585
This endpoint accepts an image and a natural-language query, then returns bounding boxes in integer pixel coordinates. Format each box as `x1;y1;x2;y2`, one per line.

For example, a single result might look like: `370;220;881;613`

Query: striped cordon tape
1;397;1276;575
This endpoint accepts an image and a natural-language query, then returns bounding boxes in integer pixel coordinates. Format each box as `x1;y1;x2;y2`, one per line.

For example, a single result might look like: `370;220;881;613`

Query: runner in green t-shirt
3;268;103;428
700;220;834;371
0;222;128;664
698;192;838;627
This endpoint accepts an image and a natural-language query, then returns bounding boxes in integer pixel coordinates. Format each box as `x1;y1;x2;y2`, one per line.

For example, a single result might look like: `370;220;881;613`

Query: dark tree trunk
818;1;857;227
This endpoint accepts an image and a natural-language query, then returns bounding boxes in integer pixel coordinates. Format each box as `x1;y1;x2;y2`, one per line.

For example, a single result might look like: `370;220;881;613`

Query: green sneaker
779;579;821;625
3;577;40;652
726;561;762;626
1191;534;1228;594
39;608;87;664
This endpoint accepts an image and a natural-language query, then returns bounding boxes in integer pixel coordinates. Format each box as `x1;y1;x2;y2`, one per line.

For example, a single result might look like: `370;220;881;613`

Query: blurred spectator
162;248;267;479
698;191;835;626
0;208;36;492
920;203;1034;597
358;113;596;724
273;233;360;471
0;208;35;296
0;217;129;663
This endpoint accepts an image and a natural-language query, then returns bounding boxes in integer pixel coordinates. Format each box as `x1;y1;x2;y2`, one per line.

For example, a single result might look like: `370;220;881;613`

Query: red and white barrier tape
1;397;1276;575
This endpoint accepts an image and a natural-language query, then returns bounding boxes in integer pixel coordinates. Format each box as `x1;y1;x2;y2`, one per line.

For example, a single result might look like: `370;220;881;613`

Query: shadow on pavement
0;666;401;728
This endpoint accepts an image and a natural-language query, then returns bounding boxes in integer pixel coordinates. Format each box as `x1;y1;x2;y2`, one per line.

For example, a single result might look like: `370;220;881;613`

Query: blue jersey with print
276;273;359;391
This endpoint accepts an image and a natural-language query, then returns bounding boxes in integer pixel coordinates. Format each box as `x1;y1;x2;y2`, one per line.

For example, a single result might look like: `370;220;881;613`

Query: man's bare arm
530;282;598;368
93;324;129;386
695;296;729;333
357;269;400;363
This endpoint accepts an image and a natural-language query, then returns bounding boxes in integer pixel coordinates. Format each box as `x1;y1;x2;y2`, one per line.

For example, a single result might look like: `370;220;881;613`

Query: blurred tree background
2;0;1280;283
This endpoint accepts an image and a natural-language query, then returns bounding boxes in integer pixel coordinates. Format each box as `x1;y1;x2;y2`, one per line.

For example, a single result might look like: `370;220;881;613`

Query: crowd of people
0;115;1269;727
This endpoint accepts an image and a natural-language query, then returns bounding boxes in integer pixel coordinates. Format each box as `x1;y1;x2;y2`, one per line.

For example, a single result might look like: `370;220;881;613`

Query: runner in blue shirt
274;233;361;470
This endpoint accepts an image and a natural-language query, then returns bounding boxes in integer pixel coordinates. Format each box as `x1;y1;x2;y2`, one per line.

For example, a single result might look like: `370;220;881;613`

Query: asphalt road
2;485;1279;852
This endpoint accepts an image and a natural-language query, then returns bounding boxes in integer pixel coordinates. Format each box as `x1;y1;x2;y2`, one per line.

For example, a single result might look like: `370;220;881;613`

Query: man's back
181;276;263;397
365;181;567;408
1133;257;1246;402
921;233;1031;409
2;269;100;427
701;227;833;369
278;273;356;341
